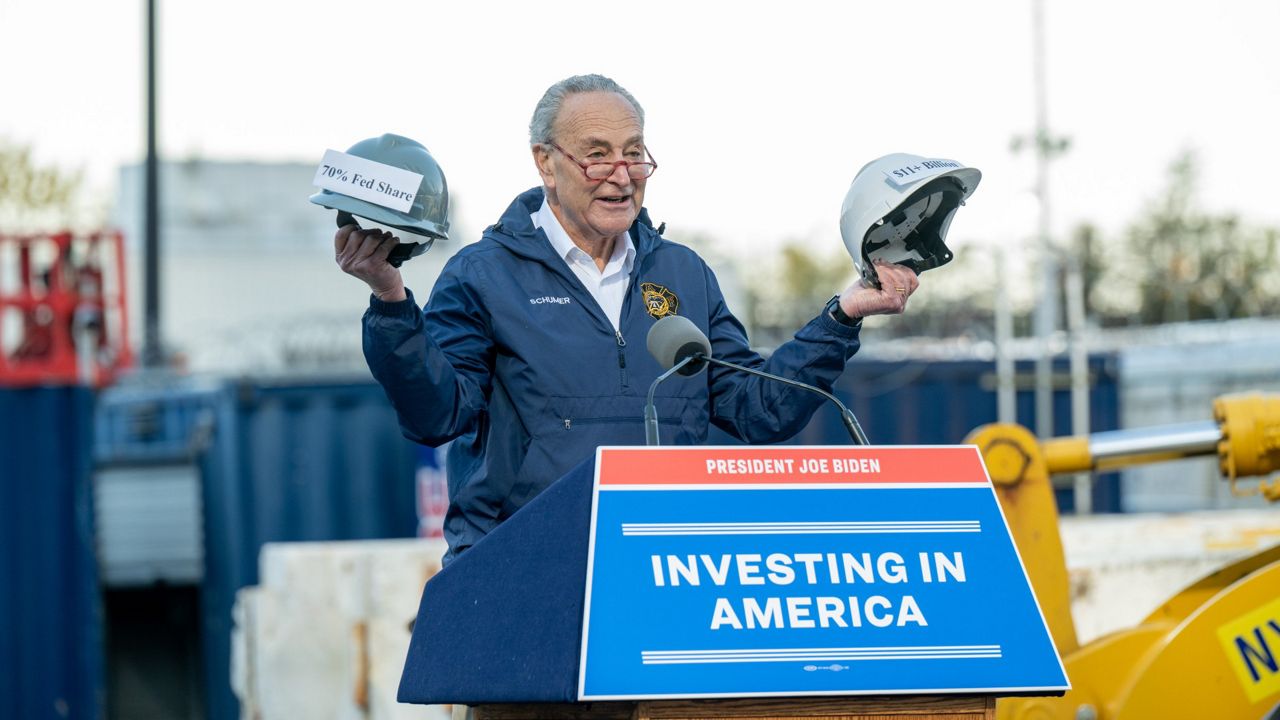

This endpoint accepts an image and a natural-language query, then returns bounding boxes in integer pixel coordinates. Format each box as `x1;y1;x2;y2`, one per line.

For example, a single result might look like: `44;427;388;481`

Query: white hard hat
839;153;981;288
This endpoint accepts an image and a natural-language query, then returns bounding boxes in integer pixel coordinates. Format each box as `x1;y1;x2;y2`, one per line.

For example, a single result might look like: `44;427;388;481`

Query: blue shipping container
197;379;419;720
0;387;104;720
94;380;220;466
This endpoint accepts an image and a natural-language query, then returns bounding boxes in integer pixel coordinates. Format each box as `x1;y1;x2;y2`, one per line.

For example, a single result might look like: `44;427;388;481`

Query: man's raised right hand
335;223;407;303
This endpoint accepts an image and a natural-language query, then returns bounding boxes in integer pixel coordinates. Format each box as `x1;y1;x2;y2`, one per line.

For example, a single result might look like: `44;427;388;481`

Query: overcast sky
3;0;1278;275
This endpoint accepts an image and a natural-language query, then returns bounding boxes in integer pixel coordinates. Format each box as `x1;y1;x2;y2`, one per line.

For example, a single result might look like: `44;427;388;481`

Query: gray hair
529;74;645;146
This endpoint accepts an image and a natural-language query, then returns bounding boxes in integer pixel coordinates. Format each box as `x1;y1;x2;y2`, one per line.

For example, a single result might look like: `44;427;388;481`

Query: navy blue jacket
364;188;862;562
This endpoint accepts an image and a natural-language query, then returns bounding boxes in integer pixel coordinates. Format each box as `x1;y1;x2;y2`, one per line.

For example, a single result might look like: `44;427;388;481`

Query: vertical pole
1066;258;1091;513
995;249;1016;424
143;0;162;367
1032;0;1057;439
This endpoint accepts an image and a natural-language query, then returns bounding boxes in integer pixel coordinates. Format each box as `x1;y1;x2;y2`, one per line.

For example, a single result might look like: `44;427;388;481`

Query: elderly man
336;74;918;564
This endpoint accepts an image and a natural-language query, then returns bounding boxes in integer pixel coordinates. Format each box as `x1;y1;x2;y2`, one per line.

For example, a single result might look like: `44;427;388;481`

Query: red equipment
0;230;133;387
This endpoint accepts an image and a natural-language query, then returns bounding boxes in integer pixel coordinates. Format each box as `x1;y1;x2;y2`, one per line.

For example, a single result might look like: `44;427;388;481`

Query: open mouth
596;195;630;205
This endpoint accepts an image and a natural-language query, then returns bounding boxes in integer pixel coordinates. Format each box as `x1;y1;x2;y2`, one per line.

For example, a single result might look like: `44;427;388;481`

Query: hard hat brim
309;190;449;240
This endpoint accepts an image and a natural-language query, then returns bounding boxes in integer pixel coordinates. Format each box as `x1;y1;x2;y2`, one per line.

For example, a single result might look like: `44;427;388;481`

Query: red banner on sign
597;446;988;487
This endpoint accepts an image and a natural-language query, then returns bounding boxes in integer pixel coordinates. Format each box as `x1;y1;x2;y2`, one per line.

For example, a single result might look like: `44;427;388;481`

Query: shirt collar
532;198;635;270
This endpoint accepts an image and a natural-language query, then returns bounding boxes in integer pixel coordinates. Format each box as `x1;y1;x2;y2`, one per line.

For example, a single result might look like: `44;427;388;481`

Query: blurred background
2;1;1278;718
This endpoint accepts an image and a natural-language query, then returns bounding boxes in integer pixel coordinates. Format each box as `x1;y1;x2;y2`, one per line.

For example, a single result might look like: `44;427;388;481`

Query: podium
399;447;1065;719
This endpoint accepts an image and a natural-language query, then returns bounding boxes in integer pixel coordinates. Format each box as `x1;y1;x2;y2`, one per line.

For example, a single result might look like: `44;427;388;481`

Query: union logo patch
641;282;679;319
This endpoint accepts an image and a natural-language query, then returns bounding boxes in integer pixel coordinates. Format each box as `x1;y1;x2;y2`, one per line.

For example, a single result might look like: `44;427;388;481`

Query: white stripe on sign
640;645;1002;665
620;520;980;536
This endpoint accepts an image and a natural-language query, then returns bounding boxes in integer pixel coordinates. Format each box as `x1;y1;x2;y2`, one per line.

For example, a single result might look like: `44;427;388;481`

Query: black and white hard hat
839;153;981;288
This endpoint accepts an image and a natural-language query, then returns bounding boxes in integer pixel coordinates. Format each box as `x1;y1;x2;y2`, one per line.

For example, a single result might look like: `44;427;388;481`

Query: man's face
534;91;647;246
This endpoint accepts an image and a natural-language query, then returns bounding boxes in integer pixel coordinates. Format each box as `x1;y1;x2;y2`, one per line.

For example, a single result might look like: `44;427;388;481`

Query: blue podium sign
577;446;1069;700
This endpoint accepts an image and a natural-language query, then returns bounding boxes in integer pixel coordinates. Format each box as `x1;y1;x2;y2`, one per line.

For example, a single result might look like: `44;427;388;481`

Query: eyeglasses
547;142;658;181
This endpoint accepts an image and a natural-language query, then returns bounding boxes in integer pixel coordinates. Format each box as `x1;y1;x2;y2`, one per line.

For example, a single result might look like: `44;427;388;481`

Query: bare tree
1099;151;1280;325
0;140;87;231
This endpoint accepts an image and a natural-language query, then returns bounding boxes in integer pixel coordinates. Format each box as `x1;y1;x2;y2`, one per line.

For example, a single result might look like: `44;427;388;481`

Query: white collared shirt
532;199;636;331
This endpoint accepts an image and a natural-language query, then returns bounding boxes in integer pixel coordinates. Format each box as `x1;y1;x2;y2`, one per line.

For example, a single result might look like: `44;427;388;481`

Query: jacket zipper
536;252;633;390
615;329;627;385
526;224;646;392
615;266;640;391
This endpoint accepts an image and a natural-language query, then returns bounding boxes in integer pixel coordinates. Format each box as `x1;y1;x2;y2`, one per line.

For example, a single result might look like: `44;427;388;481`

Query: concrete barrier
233;539;450;720
1060;509;1280;643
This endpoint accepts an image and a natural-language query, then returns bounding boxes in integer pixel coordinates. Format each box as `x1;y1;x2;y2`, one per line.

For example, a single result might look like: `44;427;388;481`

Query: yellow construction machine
967;394;1280;719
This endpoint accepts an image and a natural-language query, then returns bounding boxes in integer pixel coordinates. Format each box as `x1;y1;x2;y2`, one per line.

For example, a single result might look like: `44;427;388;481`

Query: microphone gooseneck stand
644;353;869;446
644;355;701;446
699;355;869;446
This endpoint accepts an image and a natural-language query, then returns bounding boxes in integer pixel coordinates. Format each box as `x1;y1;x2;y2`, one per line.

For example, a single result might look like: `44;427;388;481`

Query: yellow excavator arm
966;394;1280;720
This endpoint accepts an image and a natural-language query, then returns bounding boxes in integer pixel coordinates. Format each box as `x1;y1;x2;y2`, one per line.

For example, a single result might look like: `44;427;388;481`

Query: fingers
334;222;360;256
873;261;919;299
843;261;921;318
352;231;392;263
336;229;399;269
333;225;405;300
372;234;398;263
876;262;913;314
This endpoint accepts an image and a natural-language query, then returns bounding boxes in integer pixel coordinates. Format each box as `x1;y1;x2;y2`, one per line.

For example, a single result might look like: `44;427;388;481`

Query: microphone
643;316;869;446
644;316;710;445
646;315;710;376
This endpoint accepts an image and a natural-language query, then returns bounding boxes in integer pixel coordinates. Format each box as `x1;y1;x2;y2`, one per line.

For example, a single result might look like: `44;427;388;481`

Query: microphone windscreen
646;316;711;376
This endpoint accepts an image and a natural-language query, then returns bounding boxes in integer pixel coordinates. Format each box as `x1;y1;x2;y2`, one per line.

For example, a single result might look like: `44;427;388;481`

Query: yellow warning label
1218;596;1280;703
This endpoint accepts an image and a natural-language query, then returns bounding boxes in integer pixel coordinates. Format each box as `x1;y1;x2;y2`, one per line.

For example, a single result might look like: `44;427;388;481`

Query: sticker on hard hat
1217;596;1280;703
882;159;964;189
312;149;424;213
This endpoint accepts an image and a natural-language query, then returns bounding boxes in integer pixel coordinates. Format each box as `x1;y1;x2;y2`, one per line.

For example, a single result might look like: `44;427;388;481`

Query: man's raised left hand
837;260;920;319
